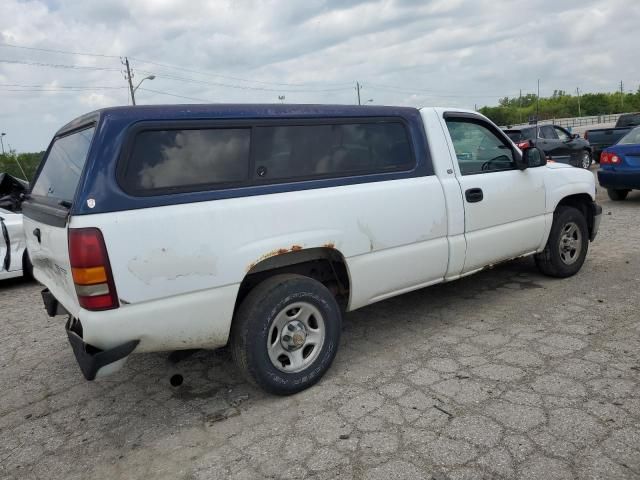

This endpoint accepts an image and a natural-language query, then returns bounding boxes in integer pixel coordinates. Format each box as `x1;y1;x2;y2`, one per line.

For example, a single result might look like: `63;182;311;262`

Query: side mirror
522;146;546;168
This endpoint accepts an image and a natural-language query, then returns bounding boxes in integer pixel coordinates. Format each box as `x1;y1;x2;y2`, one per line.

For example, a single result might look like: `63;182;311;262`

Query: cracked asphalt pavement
2;177;640;480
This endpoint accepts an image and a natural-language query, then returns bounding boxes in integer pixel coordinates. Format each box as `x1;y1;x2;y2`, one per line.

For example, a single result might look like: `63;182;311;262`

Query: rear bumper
40;283;239;378
42;288;139;380
66;317;139;380
597;169;640;190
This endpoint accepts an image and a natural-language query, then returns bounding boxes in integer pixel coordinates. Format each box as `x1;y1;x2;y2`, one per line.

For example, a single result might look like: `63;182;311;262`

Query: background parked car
598;126;640;201
0;172;31;281
504;124;593;169
585;112;640;163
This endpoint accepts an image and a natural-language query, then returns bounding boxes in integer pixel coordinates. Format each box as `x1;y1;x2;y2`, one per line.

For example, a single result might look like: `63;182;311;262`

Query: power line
0;41;353;88
130;57;354;88
0;42;120;59
364;82;518;98
135;69;354;93
138;87;213;103
0;83;123;90
0;88;125;93
0;59;121;71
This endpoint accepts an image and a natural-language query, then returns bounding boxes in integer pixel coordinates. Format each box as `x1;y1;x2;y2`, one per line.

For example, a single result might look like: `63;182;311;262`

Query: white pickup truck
22;105;601;395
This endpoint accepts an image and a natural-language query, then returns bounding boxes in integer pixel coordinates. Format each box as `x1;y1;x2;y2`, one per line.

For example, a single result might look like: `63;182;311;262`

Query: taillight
584;131;589;140
68;228;119;311
600;152;620;165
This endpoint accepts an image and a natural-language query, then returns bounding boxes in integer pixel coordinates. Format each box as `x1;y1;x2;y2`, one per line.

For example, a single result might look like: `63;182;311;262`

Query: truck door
441;113;547;273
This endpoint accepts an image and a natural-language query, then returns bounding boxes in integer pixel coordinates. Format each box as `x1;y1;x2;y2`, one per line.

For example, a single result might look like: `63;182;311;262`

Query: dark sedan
504;124;593;169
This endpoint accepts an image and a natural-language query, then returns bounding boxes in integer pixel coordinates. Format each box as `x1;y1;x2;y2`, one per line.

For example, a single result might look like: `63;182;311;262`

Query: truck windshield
31;126;95;204
618;127;640;145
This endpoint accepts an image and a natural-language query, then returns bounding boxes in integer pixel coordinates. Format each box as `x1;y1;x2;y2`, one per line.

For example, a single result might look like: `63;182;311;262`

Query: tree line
479;88;640;126
0;151;44;182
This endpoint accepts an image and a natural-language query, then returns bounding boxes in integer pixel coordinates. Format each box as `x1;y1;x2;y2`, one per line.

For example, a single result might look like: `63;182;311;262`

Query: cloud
0;0;638;151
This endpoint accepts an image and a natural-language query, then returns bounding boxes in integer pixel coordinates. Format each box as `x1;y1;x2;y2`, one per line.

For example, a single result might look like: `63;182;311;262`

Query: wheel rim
581;152;590;169
558;221;582;265
267;301;326;373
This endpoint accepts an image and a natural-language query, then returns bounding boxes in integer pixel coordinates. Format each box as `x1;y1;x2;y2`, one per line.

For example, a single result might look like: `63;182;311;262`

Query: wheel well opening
556;193;595;235
235;247;351;313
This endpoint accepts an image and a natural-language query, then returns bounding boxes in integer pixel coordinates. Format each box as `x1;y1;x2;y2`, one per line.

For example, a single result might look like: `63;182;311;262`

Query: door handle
465;188;483;203
33;228;41;243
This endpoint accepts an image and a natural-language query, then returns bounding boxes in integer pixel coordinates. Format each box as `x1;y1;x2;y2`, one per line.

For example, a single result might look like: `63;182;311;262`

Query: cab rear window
31;126;95;203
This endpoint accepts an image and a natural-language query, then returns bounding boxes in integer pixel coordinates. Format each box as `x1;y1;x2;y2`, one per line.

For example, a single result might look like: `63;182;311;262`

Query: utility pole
122;57;136;106
356;81;361;106
536;79;540;136
620;80;624;110
519;89;522;123
576;87;581;117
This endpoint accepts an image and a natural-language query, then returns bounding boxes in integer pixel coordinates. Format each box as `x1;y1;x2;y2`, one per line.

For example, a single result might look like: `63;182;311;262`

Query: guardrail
503;113;623;130
552;114;622;129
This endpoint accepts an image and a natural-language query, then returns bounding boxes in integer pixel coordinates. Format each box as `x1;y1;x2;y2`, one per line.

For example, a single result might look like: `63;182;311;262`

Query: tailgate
587;128;628;147
22;125;96;317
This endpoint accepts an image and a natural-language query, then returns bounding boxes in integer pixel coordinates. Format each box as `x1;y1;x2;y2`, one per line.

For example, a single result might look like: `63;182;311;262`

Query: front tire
607;188;629;201
580;150;592;169
535;206;589;278
231;274;342;395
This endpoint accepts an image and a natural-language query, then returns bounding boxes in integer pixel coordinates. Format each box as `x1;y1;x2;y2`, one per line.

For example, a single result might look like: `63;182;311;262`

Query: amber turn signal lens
72;266;108;285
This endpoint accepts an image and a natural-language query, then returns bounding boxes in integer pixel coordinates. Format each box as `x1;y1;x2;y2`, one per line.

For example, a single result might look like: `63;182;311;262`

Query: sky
0;0;639;152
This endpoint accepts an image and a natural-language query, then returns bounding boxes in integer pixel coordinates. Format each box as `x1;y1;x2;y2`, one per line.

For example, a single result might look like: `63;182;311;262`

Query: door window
445;120;516;175
540;126;558;139
554;127;570;141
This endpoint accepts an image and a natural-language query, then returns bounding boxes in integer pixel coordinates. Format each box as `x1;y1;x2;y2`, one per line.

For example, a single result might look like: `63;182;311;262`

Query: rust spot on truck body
246;245;305;272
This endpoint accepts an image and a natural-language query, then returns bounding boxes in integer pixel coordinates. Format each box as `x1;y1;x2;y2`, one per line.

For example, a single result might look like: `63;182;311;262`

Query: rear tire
230;274;342;395
607;188;629;201
535;206;589;278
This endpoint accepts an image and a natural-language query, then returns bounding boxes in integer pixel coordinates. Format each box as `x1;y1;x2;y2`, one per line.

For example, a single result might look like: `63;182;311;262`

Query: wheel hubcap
581;152;590;169
267;302;325;373
558;221;582;265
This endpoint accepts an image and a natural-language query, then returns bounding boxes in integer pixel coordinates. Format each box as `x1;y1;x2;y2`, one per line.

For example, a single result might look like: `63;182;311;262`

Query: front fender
544;165;596;213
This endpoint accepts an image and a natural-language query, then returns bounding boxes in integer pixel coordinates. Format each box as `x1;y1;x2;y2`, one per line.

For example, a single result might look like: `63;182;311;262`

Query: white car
23;105;601;394
0;173;31;280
